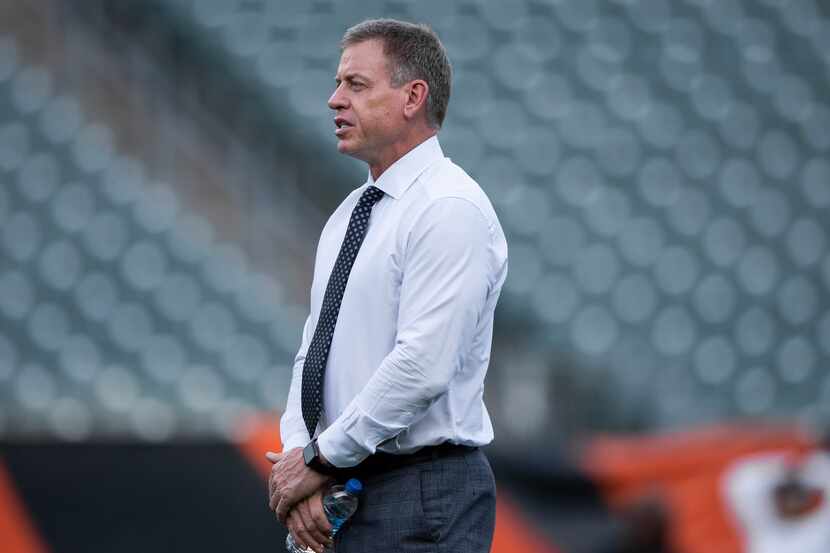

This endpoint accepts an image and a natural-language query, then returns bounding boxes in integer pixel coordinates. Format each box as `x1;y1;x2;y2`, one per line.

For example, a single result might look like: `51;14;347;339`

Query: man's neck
369;128;437;181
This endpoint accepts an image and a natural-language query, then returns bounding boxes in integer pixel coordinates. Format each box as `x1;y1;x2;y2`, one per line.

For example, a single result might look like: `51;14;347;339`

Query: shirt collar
366;136;444;200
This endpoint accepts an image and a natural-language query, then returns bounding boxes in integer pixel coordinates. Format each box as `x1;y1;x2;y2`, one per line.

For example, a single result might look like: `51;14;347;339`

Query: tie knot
359;185;385;207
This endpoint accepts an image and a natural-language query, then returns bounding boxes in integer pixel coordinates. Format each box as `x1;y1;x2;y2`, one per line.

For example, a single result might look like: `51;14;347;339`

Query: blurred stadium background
0;0;829;552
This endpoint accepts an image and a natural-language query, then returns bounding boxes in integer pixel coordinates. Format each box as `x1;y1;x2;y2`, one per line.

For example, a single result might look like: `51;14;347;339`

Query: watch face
303;442;315;465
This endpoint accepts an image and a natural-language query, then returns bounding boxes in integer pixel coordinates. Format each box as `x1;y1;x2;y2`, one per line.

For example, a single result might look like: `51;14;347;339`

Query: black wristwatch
303;438;338;476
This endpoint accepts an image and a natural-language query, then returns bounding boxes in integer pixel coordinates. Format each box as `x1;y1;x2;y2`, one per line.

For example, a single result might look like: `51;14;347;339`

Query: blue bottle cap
345;478;363;495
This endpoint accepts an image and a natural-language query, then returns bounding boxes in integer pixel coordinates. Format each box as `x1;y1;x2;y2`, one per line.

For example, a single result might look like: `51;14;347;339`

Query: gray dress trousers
334;447;497;553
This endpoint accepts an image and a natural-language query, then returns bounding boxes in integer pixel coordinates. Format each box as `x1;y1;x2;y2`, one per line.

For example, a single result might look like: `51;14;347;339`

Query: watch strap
304;439;338;476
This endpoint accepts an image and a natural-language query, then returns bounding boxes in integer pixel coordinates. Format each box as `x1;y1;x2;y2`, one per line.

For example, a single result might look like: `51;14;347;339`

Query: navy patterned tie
301;185;385;439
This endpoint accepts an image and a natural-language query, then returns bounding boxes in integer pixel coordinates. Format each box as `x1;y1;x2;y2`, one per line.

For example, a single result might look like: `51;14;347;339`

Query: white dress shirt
279;136;508;467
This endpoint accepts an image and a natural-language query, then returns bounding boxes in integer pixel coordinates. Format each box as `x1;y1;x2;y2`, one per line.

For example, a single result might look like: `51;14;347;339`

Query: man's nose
328;85;346;110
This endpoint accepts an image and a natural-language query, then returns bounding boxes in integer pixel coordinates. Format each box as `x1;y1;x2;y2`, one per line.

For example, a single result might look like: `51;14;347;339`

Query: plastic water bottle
286;478;363;553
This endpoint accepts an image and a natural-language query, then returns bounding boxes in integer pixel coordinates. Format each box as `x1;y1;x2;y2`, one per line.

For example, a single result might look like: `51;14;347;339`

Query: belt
340;443;478;479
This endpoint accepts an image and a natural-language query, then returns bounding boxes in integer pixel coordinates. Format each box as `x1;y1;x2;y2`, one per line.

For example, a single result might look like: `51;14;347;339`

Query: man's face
328;39;408;163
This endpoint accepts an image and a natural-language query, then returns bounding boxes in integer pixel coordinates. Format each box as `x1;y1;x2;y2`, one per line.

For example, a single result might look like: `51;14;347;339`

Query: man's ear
403;80;429;122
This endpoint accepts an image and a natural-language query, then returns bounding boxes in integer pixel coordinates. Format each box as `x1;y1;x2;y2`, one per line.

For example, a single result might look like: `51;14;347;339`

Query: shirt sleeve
279;313;314;453
317;197;493;467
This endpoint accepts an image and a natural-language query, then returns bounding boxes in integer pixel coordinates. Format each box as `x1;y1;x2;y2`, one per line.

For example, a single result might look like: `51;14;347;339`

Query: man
266;18;508;553
724;440;830;553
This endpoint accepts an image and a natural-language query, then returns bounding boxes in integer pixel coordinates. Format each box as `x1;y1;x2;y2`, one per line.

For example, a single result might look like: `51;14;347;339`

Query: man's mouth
335;118;354;136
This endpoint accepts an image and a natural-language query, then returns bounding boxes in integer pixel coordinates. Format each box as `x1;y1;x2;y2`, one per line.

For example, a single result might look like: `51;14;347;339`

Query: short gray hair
341;19;452;129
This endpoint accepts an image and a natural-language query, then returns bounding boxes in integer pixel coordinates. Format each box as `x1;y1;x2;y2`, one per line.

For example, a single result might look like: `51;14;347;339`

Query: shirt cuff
317;400;404;468
280;437;307;454
316;420;369;468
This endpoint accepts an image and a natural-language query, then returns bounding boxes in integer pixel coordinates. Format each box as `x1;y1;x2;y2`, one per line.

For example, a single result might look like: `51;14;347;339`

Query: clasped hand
266;448;333;553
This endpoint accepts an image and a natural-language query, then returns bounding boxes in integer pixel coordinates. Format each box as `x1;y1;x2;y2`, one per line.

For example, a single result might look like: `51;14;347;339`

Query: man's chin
336;139;364;159
336;138;352;153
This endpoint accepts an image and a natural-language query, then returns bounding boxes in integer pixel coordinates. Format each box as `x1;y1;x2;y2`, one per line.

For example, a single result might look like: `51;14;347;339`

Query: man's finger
265;451;282;463
309;493;333;537
269;466;279;494
277;496;293;524
287;512;308;551
270;475;286;511
268;463;282;495
292;511;324;553
269;487;279;511
267;471;279;504
298;498;331;547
